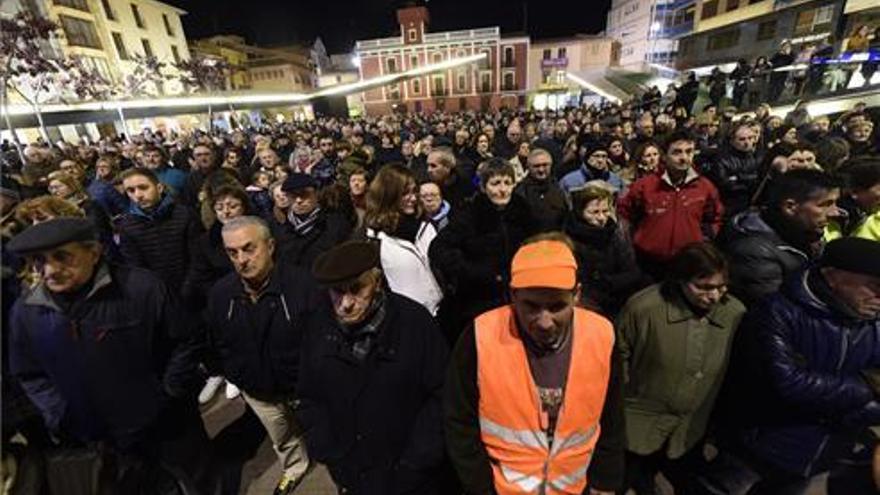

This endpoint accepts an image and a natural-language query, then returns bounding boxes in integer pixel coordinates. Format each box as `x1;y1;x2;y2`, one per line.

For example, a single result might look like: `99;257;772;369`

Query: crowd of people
642;24;880;116
1;90;879;495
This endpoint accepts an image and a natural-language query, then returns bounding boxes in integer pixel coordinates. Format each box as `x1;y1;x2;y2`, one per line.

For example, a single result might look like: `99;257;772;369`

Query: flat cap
820;237;880;278
282;173;318;192
7;218;98;255
312;241;380;287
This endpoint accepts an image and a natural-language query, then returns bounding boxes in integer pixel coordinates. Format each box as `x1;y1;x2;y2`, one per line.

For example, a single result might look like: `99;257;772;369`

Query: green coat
616;283;745;458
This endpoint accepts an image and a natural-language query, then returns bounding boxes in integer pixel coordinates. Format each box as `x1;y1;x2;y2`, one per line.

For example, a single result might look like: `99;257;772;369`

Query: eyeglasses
688;281;728;295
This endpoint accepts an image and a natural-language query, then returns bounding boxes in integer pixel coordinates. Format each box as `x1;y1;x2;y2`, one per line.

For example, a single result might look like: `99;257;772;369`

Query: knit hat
820;237;880;278
582;139;608;159
510;240;577;290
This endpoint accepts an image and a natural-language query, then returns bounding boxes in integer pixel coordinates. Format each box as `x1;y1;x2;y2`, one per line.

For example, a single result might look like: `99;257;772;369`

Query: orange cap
510;240;577;290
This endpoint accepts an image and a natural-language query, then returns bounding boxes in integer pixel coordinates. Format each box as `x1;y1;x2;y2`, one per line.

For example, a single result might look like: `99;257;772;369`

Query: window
701;0;718;19
171;45;180;64
756;20;777;41
59;15;101;49
432;52;443;63
503;46;514;66
707;28;740;51
141;38;153;58
726;0;739;11
558;47;567;58
408;29;417;42
112;32;129;59
162;14;175;36
386;58;397;73
387;84;400;100
412;79;421;94
432;76;445;95
131;4;145;28
54;0;89;11
457;71;466;91
793;6;832;37
503;72;515;90
100;0;115;20
410;55;418;68
480;72;491;92
543;49;551;60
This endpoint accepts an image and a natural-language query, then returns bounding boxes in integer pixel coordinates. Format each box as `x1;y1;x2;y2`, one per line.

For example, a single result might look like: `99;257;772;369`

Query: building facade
190;35;252;90
607;0;695;69
247;44;315;93
354;5;529;115
45;0;190;93
677;0;845;69
527;36;619;109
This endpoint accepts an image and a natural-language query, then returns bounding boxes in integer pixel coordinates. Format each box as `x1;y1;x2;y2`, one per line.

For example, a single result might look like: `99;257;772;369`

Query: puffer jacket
514;174;569;232
704;146;761;216
723;269;880;477
722;210;813;307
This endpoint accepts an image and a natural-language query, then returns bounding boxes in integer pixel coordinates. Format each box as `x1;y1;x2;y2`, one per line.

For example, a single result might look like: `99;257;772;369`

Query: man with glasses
515;148;569;231
616;242;745;494
560;140;626;194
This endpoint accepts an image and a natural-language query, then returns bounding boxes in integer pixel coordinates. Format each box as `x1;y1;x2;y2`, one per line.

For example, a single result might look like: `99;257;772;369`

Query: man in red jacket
618;130;724;279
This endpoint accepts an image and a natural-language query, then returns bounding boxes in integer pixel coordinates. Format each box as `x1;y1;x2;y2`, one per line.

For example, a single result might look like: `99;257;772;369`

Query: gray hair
222;215;273;241
527;148;553;166
428;147;456;169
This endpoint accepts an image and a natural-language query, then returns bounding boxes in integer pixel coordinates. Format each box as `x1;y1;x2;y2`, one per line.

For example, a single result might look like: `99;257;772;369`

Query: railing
356;36;403;49
423;27;500;43
541;57;569;68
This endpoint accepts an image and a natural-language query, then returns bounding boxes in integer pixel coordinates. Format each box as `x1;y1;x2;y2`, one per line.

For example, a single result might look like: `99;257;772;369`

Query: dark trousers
620;447;709;495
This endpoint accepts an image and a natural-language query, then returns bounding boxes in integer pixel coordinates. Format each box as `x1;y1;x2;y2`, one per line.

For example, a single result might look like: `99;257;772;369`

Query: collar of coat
663;282;728;328
322;293;402;363
24;262;112;312
661;167;700;188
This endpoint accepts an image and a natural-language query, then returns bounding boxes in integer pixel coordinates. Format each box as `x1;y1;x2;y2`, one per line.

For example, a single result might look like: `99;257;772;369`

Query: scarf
129;193;175;221
288;207;322;236
338;290;387;362
393;213;421;243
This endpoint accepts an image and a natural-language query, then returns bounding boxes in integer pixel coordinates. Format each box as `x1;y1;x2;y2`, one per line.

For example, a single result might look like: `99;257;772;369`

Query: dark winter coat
87;178;129;217
704;146;761;216
722;209;814;307
440;171;477;210
9;263;200;449
276;210;353;269
564;214;642;316
514;174;569;232
116;195;203;293
182;222;234;309
296;293;448;495
206;263;324;401
429;193;537;333
723;269;880;477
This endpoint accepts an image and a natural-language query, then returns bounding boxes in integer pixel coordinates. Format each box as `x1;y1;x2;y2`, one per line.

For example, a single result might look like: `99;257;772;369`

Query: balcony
540;57;569;69
423;27;500;43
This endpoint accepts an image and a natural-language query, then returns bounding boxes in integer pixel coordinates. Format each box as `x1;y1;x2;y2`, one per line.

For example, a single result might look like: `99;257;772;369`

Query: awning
845;0;880;14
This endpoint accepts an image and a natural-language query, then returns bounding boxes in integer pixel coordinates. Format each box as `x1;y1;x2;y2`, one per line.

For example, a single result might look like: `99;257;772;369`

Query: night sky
171;0;612;54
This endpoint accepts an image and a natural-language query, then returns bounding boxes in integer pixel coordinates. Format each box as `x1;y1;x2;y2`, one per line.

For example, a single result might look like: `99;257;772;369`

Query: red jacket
618;169;724;262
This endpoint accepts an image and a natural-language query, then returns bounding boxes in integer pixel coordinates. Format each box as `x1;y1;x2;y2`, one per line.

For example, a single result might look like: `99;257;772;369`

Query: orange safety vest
475;305;614;494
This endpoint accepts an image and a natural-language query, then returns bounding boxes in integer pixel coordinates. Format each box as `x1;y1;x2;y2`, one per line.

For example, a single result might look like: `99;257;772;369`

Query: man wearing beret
7;218;207;486
296;240;449;494
206;215;322;495
276;173;352;268
719;237;880;494
444;233;624;494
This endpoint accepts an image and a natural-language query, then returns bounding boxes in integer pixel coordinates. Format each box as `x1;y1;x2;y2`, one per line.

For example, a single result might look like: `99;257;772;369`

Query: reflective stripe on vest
475;305;614;495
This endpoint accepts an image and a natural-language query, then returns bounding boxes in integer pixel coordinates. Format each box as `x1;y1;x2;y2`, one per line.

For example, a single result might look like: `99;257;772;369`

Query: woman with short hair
365;163;443;315
429;158;537;340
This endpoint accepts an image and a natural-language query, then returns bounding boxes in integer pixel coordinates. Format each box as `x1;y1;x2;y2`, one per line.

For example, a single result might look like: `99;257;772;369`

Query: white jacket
366;222;444;315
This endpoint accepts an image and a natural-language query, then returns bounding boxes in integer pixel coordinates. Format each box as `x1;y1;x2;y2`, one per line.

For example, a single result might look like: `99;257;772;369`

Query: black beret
312;241;380;287
281;173;318;192
821;237;880;278
7;218;98;255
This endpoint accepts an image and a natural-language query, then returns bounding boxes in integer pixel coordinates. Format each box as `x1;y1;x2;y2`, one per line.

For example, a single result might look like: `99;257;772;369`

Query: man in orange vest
444;234;624;494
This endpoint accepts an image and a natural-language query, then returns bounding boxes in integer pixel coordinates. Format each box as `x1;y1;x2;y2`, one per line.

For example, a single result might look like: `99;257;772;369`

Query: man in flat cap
719;236;880;494
276;173;352;268
7;218;208;488
296;240;449;494
205;215;322;495
444;233;624;495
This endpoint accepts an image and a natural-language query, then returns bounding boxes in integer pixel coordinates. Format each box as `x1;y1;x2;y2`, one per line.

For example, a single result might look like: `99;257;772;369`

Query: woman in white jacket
365;163;444;315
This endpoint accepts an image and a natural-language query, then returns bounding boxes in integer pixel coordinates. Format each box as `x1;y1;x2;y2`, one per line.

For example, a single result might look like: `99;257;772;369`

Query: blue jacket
559;164;625;195
725;268;880;476
154;166;188;196
86;178;129;217
9;263;200;449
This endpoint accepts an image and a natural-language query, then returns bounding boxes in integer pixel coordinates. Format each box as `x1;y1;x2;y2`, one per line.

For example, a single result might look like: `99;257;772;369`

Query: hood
730;209;778;238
